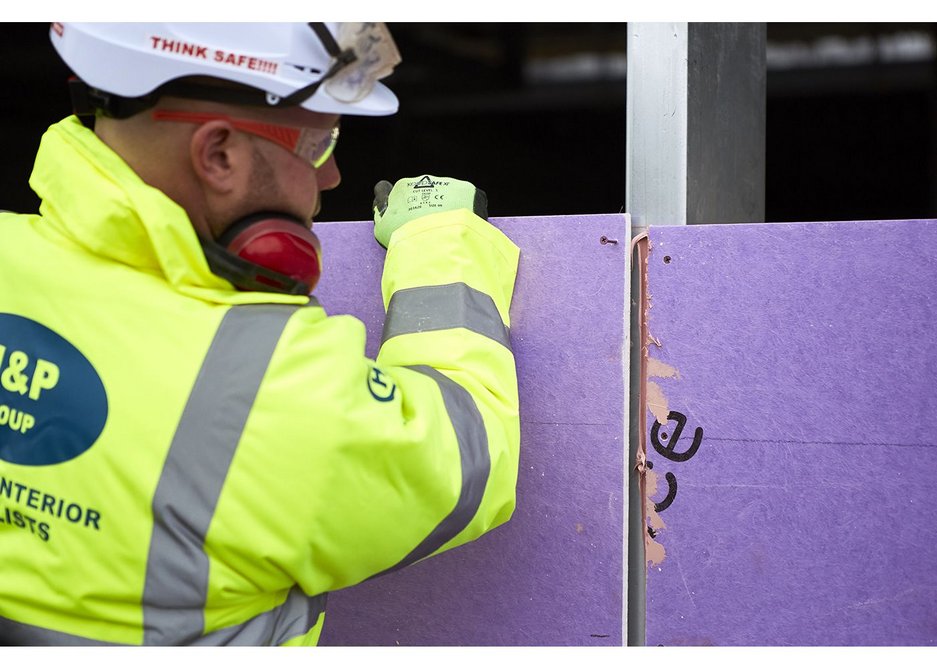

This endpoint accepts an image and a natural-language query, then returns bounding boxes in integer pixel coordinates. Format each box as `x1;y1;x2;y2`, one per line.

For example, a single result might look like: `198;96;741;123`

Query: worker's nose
316;155;341;191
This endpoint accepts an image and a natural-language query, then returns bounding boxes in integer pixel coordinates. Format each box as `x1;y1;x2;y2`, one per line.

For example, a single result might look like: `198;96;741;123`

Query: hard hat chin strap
268;25;357;107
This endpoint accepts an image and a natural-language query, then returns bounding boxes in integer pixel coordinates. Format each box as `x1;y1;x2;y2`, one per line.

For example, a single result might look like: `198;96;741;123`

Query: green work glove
372;174;488;248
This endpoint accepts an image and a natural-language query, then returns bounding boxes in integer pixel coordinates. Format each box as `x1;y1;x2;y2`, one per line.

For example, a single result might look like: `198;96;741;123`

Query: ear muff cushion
222;216;322;290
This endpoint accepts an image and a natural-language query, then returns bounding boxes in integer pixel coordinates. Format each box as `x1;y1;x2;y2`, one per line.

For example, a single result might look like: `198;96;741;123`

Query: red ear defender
212;213;323;294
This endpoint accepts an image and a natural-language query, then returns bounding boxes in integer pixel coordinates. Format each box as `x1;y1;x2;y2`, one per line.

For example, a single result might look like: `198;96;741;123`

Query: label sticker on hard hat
0;314;108;466
326;23;401;103
148;36;279;74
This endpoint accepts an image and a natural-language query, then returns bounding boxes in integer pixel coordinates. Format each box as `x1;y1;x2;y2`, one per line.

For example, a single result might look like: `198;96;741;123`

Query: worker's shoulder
0;209;37;221
0;209;39;233
275;308;369;361
258;309;375;414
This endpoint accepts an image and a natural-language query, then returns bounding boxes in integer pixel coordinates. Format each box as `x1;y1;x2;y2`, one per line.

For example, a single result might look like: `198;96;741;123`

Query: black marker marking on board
651;411;703;463
654;472;678;512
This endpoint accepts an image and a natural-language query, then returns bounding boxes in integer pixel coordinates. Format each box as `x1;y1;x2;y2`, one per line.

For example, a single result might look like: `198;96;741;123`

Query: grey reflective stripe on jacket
0;587;325;646
382;282;512;351
373;364;491;577
0;615;114;646
371;281;511;576
142;303;328;645
0;303;324;646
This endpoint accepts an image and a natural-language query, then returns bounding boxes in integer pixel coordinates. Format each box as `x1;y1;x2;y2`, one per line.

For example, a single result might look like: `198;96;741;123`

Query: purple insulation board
643;219;937;646
312;214;629;646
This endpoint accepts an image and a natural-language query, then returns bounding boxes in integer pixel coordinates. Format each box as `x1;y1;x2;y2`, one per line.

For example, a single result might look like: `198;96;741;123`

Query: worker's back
0;116;521;645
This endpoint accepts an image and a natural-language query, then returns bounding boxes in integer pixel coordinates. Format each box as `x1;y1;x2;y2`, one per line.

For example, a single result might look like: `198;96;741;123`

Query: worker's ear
189;120;250;195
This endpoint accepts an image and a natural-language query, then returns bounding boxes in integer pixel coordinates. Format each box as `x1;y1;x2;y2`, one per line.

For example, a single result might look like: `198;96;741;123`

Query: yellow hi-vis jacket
0;117;520;645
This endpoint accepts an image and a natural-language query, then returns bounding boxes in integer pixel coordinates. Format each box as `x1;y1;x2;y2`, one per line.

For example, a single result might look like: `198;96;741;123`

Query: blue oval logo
0;314;108;465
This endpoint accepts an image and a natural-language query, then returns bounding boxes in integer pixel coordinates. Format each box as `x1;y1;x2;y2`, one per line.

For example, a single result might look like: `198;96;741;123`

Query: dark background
2;22;936;223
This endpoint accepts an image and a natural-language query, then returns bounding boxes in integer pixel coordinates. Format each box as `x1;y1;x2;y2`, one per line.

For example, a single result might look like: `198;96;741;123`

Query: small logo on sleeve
367;366;396;402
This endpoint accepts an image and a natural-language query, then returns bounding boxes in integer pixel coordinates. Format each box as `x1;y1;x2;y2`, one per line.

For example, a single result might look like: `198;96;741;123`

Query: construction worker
0;23;520;645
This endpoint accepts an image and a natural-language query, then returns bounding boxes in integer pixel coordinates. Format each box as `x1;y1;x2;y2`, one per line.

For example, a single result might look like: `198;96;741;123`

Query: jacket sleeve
209;208;520;597
373;209;521;564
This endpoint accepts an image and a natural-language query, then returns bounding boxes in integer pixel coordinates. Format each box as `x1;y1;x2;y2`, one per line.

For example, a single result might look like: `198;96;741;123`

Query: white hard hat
50;22;401;118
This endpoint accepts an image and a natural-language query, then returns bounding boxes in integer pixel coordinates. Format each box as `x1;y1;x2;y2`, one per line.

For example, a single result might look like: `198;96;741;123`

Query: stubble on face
243;143;322;225
206;138;321;239
243;144;287;216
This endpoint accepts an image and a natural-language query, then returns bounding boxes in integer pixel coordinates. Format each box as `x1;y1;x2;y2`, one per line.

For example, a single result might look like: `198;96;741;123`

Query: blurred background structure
1;22;936;223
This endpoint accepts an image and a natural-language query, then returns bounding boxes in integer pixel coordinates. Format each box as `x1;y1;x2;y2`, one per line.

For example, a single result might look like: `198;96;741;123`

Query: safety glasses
152;110;339;169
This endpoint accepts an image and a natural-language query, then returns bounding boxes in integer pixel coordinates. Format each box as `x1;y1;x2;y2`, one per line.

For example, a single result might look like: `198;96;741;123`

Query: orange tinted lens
295;125;340;168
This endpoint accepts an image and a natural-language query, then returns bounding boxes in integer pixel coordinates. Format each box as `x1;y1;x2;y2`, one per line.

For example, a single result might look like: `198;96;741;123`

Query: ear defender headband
200;212;322;295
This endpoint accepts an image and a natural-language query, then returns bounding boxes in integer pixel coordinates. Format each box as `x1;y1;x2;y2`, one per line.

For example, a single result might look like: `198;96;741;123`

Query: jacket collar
29;116;308;306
